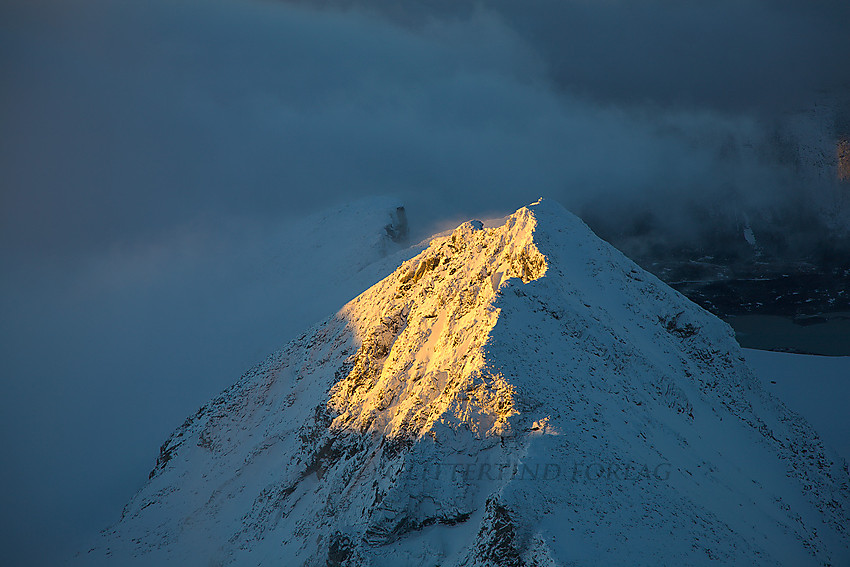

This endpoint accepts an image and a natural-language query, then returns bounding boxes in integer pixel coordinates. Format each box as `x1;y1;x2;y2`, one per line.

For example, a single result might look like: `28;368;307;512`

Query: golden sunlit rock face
330;209;547;440
838;138;850;182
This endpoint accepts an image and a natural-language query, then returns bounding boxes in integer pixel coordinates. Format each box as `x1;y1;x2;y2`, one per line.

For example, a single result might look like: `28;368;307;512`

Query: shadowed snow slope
80;200;849;566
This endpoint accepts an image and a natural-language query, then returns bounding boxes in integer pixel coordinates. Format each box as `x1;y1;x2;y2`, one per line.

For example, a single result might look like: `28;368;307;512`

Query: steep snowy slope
82;200;849;566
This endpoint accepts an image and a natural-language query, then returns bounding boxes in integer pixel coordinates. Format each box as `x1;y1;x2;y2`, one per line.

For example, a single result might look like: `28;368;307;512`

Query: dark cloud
5;0;847;267
291;0;850;114
1;0;542;264
496;0;850;114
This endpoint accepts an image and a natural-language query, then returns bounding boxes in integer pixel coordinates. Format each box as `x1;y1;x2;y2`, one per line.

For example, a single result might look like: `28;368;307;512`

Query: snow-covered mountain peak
83;200;849;566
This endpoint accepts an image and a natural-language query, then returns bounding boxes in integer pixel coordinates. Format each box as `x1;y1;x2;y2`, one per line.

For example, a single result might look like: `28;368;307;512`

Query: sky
1;0;849;564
